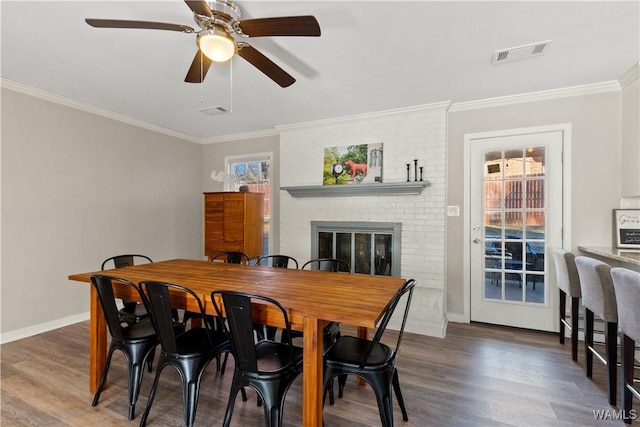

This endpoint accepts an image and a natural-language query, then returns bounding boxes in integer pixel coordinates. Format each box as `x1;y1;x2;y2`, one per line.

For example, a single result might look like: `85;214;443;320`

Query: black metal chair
323;279;416;427
101;254;153;326
138;281;231;427
301;258;351;273
551;248;582;361
211;251;251;265
257;255;299;269
575;256;618;406
89;275;159;420
254;255;299;341
611;267;640;424
297;258;351;405
211;290;304;427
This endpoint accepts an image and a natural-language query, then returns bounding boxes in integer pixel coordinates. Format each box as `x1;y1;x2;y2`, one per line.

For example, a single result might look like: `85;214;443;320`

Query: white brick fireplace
278;102;450;337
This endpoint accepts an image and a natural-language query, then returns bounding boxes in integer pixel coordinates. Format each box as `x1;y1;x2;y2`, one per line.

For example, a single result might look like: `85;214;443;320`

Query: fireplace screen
312;221;401;276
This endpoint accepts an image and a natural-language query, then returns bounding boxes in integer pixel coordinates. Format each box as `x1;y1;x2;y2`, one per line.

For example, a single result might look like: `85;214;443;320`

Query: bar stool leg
570;297;580;362
559;290;566;344
621;334;634;424
585;309;594;378
605;321;618;406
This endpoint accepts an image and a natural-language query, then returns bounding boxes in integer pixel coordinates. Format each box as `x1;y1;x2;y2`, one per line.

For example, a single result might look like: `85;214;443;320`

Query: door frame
462;123;572;323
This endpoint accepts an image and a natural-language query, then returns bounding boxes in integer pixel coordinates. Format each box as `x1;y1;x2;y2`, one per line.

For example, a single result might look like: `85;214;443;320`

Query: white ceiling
1;1;638;141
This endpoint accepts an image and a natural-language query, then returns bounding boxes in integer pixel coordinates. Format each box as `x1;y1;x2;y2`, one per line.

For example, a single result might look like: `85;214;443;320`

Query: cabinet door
223;194;245;244
204;194;224;256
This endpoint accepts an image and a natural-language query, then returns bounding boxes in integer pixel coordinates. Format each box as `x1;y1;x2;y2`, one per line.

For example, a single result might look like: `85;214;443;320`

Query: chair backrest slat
257;255;299;269
101;254;153;270
211;251;250;265
361;279;416;370
90;275;142;340
212;290;296;373
140;281;210;354
301;258;351;273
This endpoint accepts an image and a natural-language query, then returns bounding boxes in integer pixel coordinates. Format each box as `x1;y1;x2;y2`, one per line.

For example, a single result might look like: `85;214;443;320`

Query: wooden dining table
69;258;406;426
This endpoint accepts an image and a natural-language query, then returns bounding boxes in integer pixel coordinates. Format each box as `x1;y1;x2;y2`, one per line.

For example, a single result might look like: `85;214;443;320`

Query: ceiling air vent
197;106;229;116
492;40;552;64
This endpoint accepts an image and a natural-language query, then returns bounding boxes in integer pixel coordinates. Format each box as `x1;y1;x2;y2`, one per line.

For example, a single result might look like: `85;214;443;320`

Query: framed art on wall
323;142;383;185
613;209;640;249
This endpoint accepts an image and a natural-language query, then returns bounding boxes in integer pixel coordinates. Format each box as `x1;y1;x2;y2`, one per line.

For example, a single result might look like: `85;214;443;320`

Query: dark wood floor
1;321;630;426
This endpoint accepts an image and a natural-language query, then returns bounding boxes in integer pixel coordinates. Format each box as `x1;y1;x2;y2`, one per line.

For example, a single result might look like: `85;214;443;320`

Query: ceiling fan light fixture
198;29;235;62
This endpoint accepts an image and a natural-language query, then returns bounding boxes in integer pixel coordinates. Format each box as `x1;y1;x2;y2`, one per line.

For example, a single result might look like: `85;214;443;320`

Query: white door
469;130;563;331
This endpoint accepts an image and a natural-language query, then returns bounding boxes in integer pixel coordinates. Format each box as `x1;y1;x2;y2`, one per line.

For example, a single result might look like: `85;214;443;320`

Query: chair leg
92;347;116;407
585;309;594;378
570;297;579;362
337;374;348;398
621;334;634;424
605;321;618;406
559;290;566;344
182;377;201;427
370;379;394;427
147;347;155;372
139;363;165;427
392;370;409;422
220;352;230;375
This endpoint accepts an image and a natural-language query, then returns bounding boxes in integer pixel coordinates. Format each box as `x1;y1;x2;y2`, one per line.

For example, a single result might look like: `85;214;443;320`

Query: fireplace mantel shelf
281;181;431;198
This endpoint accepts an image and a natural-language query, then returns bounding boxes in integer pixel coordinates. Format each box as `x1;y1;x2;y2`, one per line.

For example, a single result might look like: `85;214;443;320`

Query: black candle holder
406;164;411;182
419;167;424;182
414;159;418;182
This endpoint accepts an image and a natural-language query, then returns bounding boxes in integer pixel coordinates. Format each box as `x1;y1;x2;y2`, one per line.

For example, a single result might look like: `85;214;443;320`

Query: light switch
447;206;460;217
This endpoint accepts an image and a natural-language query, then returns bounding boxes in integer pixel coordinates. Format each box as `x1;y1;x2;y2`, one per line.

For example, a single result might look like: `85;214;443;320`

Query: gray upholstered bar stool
611;267;640;424
552;248;582;361
575;256;618;405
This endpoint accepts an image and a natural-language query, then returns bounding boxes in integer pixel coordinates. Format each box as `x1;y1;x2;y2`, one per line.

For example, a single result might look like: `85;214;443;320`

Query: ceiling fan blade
237;43;295;88
185;50;213;83
237;16;321;37
183;0;213;18
85;19;194;33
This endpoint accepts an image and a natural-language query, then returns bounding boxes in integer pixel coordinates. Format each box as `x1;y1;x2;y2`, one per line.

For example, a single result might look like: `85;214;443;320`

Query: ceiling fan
85;0;321;87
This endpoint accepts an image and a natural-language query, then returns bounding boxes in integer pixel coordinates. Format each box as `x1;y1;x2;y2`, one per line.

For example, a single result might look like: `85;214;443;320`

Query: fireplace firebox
310;221;401;276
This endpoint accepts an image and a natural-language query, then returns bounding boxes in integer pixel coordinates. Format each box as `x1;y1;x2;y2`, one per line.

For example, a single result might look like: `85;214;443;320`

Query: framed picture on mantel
613;209;640;249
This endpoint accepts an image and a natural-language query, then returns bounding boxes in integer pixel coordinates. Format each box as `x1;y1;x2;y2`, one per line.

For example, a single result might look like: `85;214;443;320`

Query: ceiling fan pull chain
200;50;205;103
229;58;233;114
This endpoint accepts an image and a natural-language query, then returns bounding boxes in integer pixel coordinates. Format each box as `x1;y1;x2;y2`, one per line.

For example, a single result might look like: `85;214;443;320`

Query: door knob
473;238;481;244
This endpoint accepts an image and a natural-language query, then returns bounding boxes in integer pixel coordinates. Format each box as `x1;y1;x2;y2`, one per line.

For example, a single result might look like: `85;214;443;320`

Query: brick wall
279;102;449;337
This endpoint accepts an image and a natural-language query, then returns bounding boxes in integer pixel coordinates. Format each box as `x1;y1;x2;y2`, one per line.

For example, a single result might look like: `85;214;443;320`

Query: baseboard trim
0;312;89;344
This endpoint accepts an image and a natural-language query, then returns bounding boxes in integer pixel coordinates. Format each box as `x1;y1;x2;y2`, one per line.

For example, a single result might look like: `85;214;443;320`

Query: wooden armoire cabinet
203;192;264;260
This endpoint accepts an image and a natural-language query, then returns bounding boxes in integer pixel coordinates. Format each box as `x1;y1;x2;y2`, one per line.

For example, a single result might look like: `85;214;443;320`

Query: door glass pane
504;149;524;178
505;211;524;238
504;180;523;210
526;147;545;176
354;233;371;274
318;232;333;258
484;181;503;210
526;179;545;209
484;212;502;239
336;233;351;270
484;271;502;300
485;151;503;180
374;234;392;276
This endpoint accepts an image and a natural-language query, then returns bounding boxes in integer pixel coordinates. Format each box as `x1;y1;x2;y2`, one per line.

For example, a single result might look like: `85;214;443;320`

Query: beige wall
1;88;202;339
200;135;280;252
446;91;622;316
620;65;640;197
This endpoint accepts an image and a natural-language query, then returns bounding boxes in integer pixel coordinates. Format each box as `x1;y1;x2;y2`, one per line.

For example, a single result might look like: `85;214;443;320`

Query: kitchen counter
578;246;640;267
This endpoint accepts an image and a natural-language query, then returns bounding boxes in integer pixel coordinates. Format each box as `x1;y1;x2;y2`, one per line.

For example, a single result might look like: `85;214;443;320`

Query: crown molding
618;63;639;88
1;78;200;144
276;101;452;133
449;80;621;112
201;128;279;144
